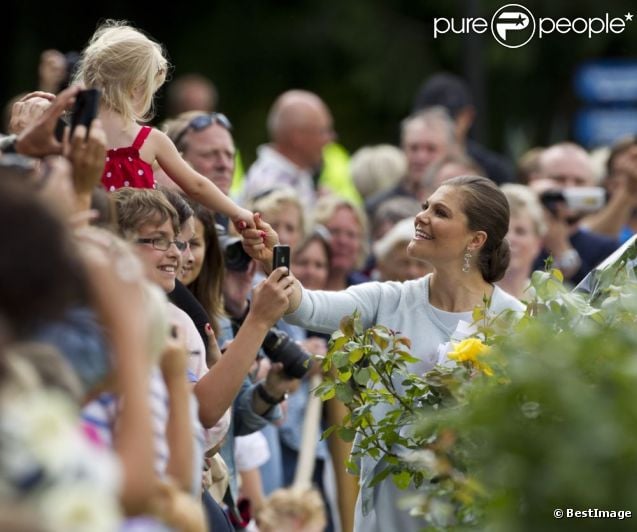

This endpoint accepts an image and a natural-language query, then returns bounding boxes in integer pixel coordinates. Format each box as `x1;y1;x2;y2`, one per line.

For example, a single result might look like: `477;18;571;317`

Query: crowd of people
1;18;635;532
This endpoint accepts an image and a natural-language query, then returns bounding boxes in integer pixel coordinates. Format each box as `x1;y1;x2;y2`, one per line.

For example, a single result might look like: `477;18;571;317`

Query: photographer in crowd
530;142;619;284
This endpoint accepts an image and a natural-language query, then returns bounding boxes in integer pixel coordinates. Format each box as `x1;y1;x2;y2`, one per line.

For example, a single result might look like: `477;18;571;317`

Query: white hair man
366;106;458;217
241;90;334;210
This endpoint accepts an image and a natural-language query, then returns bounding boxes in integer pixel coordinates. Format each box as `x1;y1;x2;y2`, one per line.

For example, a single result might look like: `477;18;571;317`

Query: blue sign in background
575;108;637;148
574;60;637;147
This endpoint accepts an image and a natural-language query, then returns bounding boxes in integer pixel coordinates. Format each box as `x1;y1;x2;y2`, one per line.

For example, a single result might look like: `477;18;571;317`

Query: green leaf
392;470;412;490
349;347;365;363
321;425;338;440
371;329;390;350
346;458;359;475
551;268;564;283
320;387;336;401
472;306;485;322
335;383;354;403
338;426;356;442
329;335;348;352
368;466;392;487
338;370;352;383
354;367;371;386
340;314;356;337
333;351;351;369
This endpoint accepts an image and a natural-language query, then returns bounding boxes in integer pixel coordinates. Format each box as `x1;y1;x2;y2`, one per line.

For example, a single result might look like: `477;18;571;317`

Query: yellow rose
448;338;493;376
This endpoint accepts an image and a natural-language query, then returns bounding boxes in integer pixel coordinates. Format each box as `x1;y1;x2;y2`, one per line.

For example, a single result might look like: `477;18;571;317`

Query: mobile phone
70;88;101;137
54;116;69;142
272;245;291;274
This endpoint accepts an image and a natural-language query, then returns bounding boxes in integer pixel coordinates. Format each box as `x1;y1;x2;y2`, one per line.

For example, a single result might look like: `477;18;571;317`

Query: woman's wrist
241;313;273;337
262;254;274;274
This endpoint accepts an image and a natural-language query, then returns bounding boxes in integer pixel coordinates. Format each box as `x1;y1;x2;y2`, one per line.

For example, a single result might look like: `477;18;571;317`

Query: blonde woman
249;187;306;251
313;195;370;290
498;184;546;299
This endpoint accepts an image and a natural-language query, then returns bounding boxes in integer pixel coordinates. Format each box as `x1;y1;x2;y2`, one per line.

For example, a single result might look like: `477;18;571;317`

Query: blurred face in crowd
402;119;451;191
223;259;257;318
292;239;330;290
179;218;206;286
432;162;475;190
377;242;432;282
420;161;478;202
178;216;198;285
275;93;335;170
293;106;334;170
539;145;594;189
506;210;542;274
182;123;235;195
301;107;334;168
264;203;303;251
606;144;637;196
134;218;182;293
325;206;363;273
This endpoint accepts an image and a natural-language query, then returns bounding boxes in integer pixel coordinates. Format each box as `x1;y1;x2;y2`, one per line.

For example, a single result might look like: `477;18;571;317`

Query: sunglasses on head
173;113;232;147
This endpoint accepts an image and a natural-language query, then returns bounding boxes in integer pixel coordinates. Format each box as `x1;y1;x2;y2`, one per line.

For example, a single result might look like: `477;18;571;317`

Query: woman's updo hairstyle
442;175;511;283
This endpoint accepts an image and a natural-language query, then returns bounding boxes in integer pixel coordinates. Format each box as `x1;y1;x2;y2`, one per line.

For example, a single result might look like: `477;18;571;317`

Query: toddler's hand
232;207;256;232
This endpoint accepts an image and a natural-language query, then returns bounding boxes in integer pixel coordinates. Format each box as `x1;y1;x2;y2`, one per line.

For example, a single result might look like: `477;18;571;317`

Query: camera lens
216;225;252;272
224;241;252;272
262;329;312;379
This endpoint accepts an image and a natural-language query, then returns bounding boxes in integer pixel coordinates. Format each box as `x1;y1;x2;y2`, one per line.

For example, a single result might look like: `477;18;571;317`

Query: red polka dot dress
101;126;156;191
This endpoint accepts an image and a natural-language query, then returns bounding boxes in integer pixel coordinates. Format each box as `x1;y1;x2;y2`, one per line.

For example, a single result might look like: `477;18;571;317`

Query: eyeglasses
173;113;232;147
136;237;188;252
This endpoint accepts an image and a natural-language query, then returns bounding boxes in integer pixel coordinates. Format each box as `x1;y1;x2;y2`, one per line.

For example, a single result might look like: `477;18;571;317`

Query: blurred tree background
2;0;636;167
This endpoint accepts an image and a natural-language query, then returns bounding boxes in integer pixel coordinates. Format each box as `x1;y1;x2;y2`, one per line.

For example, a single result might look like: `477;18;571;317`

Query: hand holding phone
272;245;291;275
70;88;101;138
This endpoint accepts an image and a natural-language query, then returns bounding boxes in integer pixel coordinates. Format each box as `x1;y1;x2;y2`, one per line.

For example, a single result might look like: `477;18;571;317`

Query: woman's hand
242;212;280;271
248;267;295;328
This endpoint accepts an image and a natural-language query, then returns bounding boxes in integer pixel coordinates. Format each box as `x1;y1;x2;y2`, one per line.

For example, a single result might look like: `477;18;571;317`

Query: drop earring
463;248;472;273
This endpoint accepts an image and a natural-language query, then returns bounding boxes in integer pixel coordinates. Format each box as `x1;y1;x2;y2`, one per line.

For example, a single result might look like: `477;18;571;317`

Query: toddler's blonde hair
75;20;169;123
257;487;326;532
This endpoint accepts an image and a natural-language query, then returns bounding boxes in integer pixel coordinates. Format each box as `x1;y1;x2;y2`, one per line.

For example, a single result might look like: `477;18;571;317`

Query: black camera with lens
262;328;312;379
216;224;252;272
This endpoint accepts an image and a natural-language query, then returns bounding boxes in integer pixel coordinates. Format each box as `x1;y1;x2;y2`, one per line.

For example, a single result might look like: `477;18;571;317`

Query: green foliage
316;241;637;530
